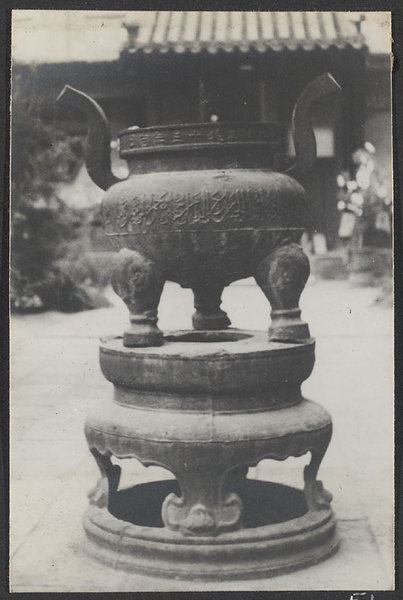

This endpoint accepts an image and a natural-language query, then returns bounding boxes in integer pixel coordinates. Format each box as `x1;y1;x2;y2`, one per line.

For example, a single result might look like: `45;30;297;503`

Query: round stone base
83;479;338;581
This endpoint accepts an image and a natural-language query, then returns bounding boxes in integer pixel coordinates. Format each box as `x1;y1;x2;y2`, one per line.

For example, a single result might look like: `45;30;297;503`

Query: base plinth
84;330;338;580
83;479;338;581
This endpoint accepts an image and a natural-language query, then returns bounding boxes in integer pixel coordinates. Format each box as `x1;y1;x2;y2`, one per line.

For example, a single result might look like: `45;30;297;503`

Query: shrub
11;73;109;313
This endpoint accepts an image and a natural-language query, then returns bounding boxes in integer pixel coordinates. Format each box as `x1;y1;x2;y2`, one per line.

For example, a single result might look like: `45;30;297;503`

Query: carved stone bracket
162;487;242;536
86;432;244;536
87;449;121;509
304;479;333;510
303;424;333;510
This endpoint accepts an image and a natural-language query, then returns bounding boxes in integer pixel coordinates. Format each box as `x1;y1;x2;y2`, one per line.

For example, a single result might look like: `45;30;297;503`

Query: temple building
12;10;391;250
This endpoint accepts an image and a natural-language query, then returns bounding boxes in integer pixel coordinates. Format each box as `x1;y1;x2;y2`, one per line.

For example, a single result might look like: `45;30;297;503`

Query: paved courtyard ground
9;277;394;592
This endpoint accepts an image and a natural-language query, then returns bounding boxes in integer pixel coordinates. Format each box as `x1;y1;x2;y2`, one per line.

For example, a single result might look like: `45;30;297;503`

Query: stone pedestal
83;331;338;580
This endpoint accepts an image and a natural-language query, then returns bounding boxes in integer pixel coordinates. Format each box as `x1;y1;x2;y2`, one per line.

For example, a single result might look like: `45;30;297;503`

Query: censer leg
192;283;231;330
254;242;311;342
111;248;165;347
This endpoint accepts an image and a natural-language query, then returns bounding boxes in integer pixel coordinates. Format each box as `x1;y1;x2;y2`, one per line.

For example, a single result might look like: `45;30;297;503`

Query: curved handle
56;85;121;191
286;73;342;178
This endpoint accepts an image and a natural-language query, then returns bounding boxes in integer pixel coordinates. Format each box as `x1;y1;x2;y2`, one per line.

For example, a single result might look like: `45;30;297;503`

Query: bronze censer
57;73;341;580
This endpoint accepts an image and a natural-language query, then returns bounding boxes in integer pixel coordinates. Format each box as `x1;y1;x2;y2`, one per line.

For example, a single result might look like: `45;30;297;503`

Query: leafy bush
11;77;109;313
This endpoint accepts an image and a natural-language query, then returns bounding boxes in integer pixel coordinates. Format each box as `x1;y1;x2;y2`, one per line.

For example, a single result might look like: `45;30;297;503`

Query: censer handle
56;85;122;191
286;73;342;178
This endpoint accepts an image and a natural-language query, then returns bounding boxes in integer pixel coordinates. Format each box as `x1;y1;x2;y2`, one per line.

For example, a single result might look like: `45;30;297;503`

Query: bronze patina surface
57;73;341;581
57;73;340;347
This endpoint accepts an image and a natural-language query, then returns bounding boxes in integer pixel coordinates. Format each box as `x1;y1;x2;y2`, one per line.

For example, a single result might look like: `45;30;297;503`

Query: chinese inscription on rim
119;125;279;152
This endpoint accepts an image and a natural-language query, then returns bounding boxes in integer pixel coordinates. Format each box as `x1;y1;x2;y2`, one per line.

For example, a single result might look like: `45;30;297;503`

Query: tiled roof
124;11;365;54
12;10;374;66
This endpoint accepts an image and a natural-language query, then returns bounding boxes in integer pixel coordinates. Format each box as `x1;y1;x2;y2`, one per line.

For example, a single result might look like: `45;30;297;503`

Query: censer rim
118;120;284;138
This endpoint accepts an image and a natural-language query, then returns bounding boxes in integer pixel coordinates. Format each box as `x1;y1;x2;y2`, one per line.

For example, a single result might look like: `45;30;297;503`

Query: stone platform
10;279;394;591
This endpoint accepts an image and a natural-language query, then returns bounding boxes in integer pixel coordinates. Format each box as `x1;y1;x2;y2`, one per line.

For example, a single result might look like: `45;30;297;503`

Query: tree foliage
11;70;107;313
